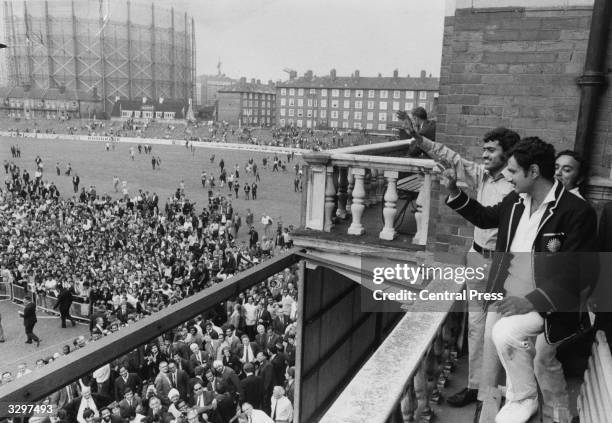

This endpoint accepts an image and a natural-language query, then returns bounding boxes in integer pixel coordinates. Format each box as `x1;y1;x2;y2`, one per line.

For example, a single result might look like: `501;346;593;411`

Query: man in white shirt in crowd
270;386;293;423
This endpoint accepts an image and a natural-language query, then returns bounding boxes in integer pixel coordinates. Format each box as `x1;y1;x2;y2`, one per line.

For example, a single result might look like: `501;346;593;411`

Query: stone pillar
376;170;385;203
413;173;431;245
323;166;337;232
346;169;354;215
363;169;372;207
347;168;366;235
303;152;330;231
337;167;348;219
379;171;398;240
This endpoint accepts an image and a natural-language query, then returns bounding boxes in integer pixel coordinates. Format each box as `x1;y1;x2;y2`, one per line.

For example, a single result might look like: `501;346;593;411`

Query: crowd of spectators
0;155;299;422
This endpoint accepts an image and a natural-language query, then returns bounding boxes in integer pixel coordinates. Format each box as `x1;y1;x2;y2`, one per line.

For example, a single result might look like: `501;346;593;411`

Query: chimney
305;70;313;81
407;73;411;78
378;73;382;77
393;69;398;78
256;79;261;85
354;70;360;78
429;73;432;78
420;70;426;78
330;69;336;80
240;77;246;84
289;71;297;80
251;78;256;84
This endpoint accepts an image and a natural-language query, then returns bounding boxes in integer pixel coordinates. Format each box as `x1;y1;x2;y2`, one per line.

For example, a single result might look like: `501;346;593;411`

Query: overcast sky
169;0;446;81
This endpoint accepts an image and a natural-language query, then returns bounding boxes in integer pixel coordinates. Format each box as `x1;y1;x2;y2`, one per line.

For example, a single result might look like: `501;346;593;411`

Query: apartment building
217;78;276;126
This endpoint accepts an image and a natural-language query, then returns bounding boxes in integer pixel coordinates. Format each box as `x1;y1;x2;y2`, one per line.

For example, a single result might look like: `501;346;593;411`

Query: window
307;99;313;107
379;112;387;121
380;90;388;99
280;98;286;106
343;100;350;109
331;121;338;128
321;89;327;97
343;111;350;119
297;99;304;107
419;102;427;109
155;111;162;119
309;88;316;94
288;109;295;116
367;112;373;121
419;91;427;100
406;91;414;99
289;99;295;107
298;88;304;96
356;90;363;98
368;90;375;98
321;99;327;108
307;110;312;117
297;119;303;127
366;123;373;130
378;123;386;131
331;100;339;108
354;122;362;129
243;100;248;107
143;111;153;118
134;111;141;118
280;109;286;116
404;102;414;111
355;100;363;109
344;89;350;97
342;122;349;128
122;110;132;118
321;110;327;118
393;90;400;99
297;109;303;117
331;110;338;119
367;101;374;110
354;111;362;120
280;118;285;126
306;120;312;128
393;101;399;111
392;113;398;122
289;88;295;96
332;89;339;97
379;102;387;110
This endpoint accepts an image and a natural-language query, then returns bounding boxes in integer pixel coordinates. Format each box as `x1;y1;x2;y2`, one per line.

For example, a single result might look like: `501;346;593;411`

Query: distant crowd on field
0;115;388;151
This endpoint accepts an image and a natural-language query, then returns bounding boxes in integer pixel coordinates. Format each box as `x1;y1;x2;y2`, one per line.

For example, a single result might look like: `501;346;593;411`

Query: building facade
198;74;236;107
110;98;188;121
0;85;102;118
217;78;276;126
275;69;439;132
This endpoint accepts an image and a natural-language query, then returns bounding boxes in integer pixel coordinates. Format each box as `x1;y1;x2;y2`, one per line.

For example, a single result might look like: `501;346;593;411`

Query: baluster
332;166;339;222
347;168;365;235
380;171;398;240
363;169;372;207
370;169;379;205
323;166;336;232
413;358;430;422
337;167;348;220
346;169;354;215
377;170;385;203
413;173;430;245
401;377;417;422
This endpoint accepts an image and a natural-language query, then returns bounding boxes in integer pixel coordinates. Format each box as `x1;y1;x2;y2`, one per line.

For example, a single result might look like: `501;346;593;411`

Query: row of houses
216;69;439;132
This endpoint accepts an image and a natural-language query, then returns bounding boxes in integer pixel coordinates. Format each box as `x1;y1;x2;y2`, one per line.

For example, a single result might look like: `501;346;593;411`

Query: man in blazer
240;363;264;409
446;138;597;423
167;361;190;400
114;365;142;402
117;388;142;420
49;381;80;409
23;295;41;346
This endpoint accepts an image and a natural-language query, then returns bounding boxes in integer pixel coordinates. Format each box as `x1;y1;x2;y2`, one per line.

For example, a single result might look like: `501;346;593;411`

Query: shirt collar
484;167;508;183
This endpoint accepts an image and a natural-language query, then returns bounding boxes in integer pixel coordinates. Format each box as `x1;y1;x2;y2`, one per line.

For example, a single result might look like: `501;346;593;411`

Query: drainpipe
574;0;611;160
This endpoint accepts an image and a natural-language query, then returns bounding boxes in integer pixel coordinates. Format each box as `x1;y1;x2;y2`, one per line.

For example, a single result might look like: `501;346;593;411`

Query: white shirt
270;396;293;421
505;181;558;297
249;409;274;423
244;302;257;325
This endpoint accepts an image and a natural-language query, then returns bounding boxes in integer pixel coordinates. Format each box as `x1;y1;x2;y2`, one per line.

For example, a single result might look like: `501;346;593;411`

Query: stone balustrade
302;142;438;245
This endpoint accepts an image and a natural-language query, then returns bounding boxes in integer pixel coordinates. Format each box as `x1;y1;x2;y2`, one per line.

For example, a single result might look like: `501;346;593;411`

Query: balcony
294;139;439;256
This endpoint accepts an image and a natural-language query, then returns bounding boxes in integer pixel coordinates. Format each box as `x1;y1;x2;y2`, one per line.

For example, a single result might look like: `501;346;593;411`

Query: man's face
124;391;133;401
555;154;581;191
101;410;111;421
159;363;168;373
482;140;506;172
506;156;534;194
63;346;70;355
168;363;177;373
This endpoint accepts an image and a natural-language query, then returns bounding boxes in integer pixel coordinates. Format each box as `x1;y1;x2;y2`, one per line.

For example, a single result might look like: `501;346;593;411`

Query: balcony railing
319;276;465;423
299;139;439;251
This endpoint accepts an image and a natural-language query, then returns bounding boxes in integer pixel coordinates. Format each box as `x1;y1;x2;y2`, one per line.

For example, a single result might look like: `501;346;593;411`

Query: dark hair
412;107;427;120
482;127;520;155
510;137;556;181
83;408;95;419
555;149;588;180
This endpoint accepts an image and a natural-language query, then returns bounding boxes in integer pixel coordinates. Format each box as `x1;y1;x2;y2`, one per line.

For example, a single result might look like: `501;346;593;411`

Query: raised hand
438;159;460;196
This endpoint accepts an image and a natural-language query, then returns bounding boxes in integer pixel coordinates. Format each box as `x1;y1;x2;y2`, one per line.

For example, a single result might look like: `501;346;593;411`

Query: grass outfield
1;136;304;239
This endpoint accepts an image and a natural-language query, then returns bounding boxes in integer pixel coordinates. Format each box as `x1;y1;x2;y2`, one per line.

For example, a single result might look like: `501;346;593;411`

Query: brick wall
432;5;609;252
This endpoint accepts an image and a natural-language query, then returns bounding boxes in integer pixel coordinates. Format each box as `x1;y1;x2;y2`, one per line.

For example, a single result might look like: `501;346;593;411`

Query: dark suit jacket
189;350;211;370
114;373;142;401
256;309;272;329
448;182;597;342
54;289;73;312
49;382;80;408
219;366;243;399
169;369;190;399
256;361;274;397
23;302;37;327
240;374;264;409
270;353;288;386
118;395;142;419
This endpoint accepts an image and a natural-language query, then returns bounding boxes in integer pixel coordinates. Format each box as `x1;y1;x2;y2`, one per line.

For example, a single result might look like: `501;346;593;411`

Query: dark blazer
256;309;272;329
448;182;597;343
270;352;288;386
168;369;190;399
23;302;37;327
256;361;274;398
240;374;264;409
114;373;143;401
54;288;73;312
118;395;142;419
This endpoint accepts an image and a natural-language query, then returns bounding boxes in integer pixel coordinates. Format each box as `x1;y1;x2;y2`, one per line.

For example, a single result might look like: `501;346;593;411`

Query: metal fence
8;282;89;322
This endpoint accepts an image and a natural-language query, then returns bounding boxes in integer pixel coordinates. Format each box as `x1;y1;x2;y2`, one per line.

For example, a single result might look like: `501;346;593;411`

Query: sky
169;0;447;82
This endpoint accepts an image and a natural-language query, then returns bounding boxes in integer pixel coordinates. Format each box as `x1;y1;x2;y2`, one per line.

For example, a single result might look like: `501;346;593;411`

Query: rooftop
277;73;439;91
